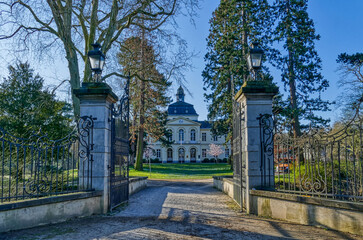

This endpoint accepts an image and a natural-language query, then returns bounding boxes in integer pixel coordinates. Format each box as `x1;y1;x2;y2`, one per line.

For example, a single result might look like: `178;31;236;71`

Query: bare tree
0;0;199;117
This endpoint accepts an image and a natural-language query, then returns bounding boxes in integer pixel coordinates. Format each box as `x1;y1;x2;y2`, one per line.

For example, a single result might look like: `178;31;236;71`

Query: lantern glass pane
89;56;100;70
247;54;252;70
99;56;105;71
251;53;262;68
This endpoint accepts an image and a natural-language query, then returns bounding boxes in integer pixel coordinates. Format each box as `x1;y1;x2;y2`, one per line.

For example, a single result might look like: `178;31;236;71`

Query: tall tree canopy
271;0;331;136
202;0;271;141
0;0;199;117
118;35;171;171
0;62;73;139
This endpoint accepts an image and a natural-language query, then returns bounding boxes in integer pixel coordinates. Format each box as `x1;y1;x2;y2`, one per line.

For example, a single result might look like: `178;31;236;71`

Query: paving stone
2;179;362;240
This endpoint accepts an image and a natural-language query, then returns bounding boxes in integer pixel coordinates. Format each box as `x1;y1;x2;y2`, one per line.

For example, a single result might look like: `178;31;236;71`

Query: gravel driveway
2;179;362;240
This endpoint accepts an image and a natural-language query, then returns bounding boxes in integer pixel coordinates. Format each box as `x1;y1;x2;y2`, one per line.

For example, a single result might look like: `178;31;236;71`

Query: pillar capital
74;82;118;103
235;81;278;101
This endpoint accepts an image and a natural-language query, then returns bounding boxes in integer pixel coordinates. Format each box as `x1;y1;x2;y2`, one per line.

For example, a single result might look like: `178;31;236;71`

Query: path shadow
1;215;291;240
2;180;359;240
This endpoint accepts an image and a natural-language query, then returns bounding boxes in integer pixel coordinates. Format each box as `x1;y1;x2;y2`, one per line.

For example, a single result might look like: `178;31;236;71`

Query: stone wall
0;191;103;233
213;176;363;236
129;177;148;195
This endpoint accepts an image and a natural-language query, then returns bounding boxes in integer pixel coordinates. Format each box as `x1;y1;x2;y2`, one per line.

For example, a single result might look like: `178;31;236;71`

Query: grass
129;163;233;179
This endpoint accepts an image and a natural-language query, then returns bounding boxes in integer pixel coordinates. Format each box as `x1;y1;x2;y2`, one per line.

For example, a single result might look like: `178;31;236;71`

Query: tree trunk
134;26;146;171
286;0;301;138
130;108;138;165
241;3;248;83
288;62;301;138
64;43;81;118
134;79;145;171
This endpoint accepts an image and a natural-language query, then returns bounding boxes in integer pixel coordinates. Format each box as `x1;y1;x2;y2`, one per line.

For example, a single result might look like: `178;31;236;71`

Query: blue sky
173;0;363;123
0;1;362;124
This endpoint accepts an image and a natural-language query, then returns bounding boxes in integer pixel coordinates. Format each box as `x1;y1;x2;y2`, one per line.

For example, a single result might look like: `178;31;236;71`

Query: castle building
147;86;230;163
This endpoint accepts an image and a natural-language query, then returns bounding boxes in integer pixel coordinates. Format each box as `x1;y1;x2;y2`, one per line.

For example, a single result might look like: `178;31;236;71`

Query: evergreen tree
271;0;331;137
118;36;171;171
203;0;271;141
0;62;73;139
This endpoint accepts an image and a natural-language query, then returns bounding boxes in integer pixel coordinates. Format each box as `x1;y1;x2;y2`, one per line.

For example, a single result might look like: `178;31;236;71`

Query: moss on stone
234;81;279;100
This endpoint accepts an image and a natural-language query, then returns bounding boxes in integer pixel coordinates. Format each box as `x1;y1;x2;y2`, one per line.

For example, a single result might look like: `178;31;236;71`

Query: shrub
202;158;209;163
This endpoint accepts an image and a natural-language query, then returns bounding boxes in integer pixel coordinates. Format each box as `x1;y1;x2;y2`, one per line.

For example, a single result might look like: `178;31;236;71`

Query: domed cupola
167;86;199;120
176;86;185;102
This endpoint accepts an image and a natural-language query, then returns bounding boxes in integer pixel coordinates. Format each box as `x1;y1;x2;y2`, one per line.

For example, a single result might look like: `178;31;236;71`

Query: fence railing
0;116;94;203
260;114;363;202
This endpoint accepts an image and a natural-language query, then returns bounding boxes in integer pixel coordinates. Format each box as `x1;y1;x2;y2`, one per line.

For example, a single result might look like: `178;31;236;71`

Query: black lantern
247;42;263;71
88;43;105;81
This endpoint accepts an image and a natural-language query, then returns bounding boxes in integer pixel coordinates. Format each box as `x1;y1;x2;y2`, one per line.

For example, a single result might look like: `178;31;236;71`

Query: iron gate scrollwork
259;111;363;202
258;114;275;190
110;79;130;210
0;116;94;203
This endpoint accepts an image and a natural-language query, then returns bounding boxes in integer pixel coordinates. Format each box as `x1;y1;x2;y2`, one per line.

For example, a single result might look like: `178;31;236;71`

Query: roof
197;121;212;129
167;101;198;115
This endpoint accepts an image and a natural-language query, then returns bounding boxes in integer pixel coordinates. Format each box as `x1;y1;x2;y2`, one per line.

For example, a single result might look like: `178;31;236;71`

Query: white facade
147;86;230;163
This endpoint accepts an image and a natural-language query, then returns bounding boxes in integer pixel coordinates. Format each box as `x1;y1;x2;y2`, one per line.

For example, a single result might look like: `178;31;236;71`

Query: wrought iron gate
0;116;94;203
110;81;130;210
259;112;363;202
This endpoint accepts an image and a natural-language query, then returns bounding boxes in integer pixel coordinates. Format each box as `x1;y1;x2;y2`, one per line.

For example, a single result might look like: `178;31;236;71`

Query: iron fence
0;116;94;203
260;113;363;202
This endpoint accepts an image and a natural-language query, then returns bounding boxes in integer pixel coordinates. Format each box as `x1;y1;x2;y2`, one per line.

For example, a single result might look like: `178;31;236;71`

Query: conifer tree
0;62;73;139
271;0;331;137
203;0;271;140
118;36;171;171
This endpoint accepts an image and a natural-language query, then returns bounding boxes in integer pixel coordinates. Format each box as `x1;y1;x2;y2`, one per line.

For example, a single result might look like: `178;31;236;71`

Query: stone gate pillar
235;81;278;214
74;82;118;213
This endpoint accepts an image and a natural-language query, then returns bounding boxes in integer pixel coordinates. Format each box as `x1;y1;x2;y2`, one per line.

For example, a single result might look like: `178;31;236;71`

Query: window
225;148;229;158
213;135;218;141
156;149;161;158
190;148;196;161
202;149;207;158
190;129;196;141
202;133;206;141
178;148;185;162
167;148;173;161
179;129;184;142
168;132;173;142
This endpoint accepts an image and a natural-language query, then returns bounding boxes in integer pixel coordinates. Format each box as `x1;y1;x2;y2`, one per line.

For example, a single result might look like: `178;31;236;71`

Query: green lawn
129;163;233;179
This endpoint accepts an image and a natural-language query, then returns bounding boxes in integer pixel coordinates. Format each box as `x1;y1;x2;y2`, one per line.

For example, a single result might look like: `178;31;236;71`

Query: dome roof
168;85;198;116
167;101;198;116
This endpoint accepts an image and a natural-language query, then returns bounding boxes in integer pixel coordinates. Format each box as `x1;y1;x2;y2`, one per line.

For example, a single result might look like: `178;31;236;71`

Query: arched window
179;129;184;142
190;129;196;141
190;148;196;162
178;148;185;162
167;148;173;162
168;132;173;142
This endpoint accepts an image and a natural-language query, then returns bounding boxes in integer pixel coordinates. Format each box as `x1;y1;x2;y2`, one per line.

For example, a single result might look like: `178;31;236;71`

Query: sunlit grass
129;163;233;179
